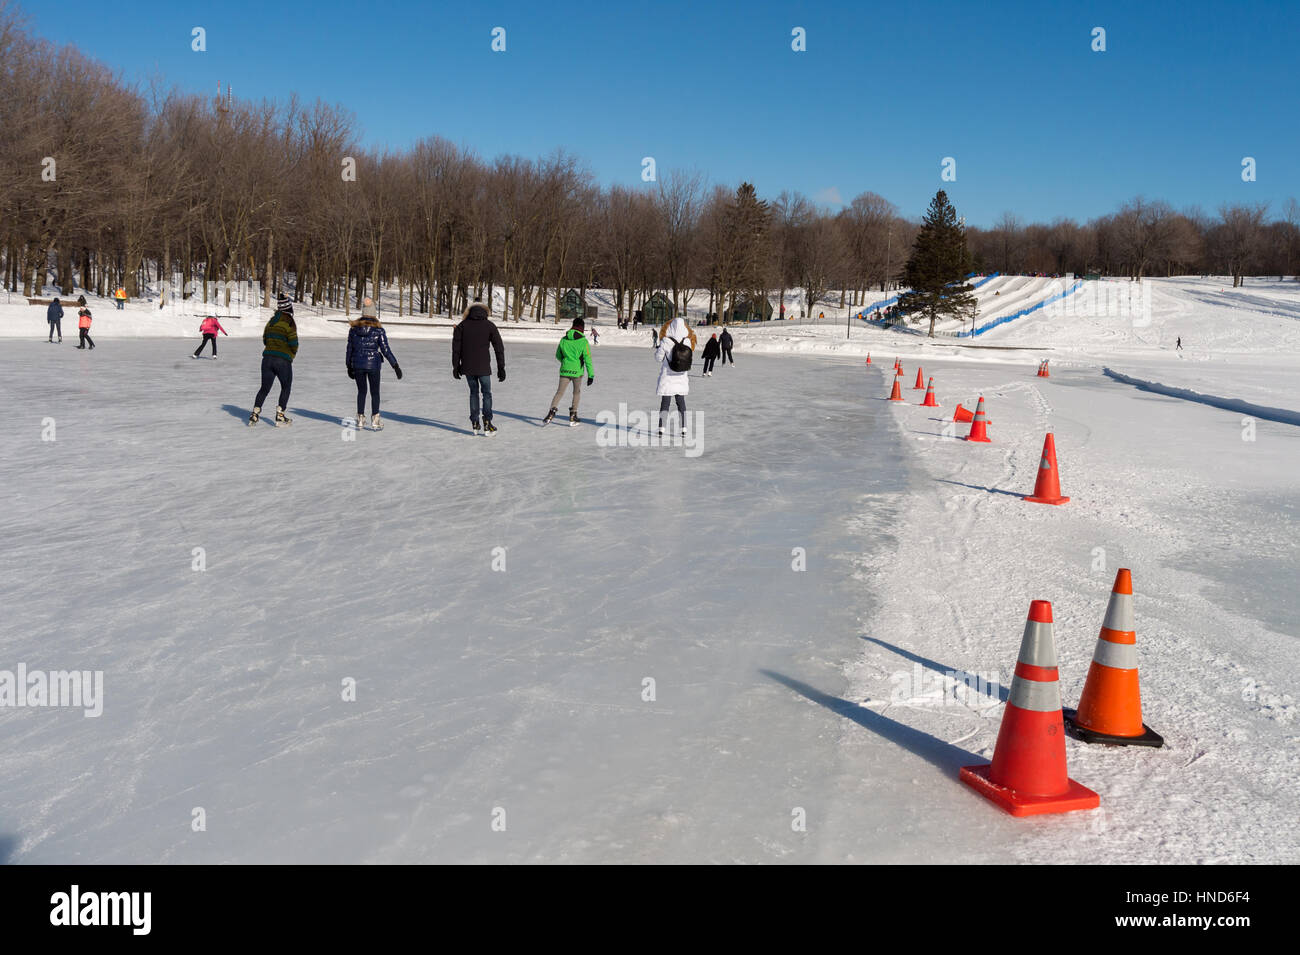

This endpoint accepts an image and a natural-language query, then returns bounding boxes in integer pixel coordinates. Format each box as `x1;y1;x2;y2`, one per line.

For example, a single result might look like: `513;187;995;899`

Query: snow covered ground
1;276;1296;863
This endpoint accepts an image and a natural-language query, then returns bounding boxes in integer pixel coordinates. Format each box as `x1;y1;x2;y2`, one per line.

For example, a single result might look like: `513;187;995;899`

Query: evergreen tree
898;190;975;337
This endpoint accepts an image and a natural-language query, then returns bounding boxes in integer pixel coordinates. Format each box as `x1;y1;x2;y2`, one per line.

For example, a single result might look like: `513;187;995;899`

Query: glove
347;365;355;379
393;364;403;380
497;369;506;383
453;365;462;380
587;377;594;386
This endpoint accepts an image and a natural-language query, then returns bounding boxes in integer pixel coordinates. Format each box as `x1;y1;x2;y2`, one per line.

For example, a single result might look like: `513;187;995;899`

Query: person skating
46;297;63;343
193;315;228;358
701;333;720;376
655;314;696;436
1176;336;1182;352
451;297;505;435
346;298;402;431
248;294;298;427
75;307;95;349
719;327;734;365
543;317;593;427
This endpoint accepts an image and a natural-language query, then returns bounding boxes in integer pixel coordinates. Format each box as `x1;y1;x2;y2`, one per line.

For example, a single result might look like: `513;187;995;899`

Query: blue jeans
467;375;492;421
254;355;293;410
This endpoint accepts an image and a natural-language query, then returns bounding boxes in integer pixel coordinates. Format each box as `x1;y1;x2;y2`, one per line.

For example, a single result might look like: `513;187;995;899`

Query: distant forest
2;5;1295;321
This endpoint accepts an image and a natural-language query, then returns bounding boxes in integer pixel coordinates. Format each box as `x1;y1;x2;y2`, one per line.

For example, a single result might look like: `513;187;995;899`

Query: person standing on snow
451;297;505;435
248;294;298;427
1176;336;1182;351
46;297;63;343
655;313;696;436
346;298;402;431
113;287;126;310
75;306;95;349
193;315;228;358
719;327;734;366
543;317;593;427
701;333;720;376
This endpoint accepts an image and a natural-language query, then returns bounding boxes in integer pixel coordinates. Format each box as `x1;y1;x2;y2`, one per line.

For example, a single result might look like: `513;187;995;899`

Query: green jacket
555;329;592;378
262;311;299;361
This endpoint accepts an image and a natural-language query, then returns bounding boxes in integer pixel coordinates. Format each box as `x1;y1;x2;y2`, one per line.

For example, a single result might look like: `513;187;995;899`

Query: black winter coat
452;304;505;377
719;330;733;349
702;338;721;359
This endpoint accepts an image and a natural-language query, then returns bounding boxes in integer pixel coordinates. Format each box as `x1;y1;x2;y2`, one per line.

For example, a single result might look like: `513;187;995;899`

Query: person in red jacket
76;307;95;350
193;316;228;358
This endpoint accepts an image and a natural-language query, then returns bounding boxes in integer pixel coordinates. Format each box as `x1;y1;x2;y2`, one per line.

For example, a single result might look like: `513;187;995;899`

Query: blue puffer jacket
47;300;63;322
346;320;397;372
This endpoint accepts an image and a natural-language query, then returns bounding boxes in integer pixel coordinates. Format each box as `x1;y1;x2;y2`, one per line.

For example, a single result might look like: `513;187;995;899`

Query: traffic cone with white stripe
1024;432;1069;504
961;600;1101;817
963;396;991;442
920;377;939;407
914;367;925;389
1040;359;1051;378
1064;569;1164;747
888;377;903;401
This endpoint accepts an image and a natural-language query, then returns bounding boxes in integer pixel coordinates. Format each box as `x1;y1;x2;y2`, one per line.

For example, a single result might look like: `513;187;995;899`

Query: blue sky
27;0;1300;226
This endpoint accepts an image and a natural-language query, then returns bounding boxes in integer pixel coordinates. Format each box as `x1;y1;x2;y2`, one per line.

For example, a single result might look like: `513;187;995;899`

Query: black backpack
667;336;693;372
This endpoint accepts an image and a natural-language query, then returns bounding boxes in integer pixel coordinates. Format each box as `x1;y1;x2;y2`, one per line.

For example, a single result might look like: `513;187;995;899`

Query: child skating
543;317;593;427
346;298;402;430
193;315;228;358
75;307;95;349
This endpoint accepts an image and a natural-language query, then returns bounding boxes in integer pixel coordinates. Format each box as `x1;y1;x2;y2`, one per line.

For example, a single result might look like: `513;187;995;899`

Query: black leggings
78;328;94;348
355;368;381;415
254;355;293;410
703;356;716;373
194;333;217;356
658;395;686;429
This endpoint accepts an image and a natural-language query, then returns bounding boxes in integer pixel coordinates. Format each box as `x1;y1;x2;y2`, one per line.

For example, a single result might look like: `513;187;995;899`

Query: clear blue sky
27;0;1300;226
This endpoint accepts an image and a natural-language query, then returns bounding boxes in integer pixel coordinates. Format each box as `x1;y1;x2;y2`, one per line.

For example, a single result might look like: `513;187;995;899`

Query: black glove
453;365;462;380
497;369;506;383
393;364;403;380
587;376;594;386
347;365;355;380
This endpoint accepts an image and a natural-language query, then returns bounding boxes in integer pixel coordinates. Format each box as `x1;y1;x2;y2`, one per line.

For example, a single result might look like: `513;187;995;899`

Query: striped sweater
262;311;298;361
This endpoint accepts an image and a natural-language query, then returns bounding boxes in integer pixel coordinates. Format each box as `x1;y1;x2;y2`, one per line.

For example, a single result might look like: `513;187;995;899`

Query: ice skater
193;315;228;358
719;327;734;365
75;306;95;349
655;313;696;436
701;333;720;376
451;297;505;435
346;298;402;431
248;294;298;427
46;297;63;343
1176;336;1182;352
543;317;593;427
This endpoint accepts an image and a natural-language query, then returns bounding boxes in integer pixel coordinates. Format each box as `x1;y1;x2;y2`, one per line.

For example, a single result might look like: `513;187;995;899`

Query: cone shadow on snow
760;670;977;776
861;637;1010;702
937;478;1022;498
0;834;17;865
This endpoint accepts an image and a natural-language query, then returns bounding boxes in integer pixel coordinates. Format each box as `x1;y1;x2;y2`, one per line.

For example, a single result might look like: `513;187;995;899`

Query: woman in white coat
655;315;698;435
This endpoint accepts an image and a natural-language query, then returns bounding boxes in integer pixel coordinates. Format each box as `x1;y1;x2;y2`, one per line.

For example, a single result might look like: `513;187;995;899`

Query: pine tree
898;190;975;337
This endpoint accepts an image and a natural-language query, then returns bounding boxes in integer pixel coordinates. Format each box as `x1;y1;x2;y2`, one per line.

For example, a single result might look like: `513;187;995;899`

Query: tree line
2;5;1296;325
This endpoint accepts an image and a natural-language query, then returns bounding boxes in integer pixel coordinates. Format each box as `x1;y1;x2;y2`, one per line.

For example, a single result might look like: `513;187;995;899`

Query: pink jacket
200;317;227;336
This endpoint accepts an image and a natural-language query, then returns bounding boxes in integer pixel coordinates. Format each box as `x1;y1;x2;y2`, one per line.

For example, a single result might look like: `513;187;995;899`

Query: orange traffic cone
964;397;991;442
1024;432;1069;504
888;378;903;401
1042;359;1051;378
961;600;1100;817
1064;570;1163;747
953;402;973;423
920;378;939;407
913;367;925;389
